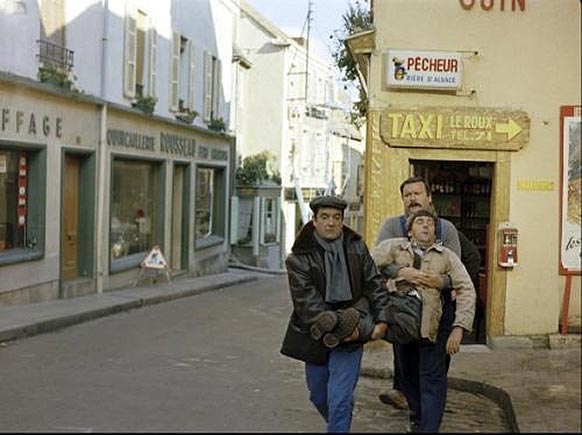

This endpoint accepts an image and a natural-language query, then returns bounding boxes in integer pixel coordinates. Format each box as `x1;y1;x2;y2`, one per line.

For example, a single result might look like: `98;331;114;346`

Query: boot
322;308;360;348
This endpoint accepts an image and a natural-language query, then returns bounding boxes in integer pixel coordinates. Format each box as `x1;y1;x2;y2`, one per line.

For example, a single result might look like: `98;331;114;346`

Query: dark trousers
394;299;455;433
392;298;455;391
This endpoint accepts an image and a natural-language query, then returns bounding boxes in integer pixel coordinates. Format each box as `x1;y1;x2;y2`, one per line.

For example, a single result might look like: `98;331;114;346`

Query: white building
232;0;364;267
0;0;237;304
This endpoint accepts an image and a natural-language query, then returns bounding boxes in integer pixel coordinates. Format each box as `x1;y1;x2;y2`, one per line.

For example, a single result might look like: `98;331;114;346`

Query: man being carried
376;176;461;411
372;209;476;433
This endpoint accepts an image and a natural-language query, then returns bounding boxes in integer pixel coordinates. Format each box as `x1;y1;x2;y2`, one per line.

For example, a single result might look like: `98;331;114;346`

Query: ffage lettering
1;107;63;138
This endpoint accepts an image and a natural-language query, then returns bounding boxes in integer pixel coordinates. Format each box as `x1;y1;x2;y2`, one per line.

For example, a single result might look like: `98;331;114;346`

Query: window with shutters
39;0;72;71
203;52;221;122
124;6;157;100
169;32;180;111
171;35;196;114
123;5;137;98
147;22;158;98
135;10;146;97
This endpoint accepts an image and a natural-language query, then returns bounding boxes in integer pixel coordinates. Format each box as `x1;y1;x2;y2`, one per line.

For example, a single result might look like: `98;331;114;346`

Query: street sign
379;107;530;151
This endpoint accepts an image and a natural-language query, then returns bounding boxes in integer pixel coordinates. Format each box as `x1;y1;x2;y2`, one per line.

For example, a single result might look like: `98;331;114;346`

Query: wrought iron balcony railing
37;39;74;71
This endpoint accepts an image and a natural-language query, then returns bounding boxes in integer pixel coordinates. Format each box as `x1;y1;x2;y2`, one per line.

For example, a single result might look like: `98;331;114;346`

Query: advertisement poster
385;49;462;90
560;106;581;274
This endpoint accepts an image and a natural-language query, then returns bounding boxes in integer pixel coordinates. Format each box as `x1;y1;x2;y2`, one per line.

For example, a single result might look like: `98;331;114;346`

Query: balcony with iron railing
37;39;74;71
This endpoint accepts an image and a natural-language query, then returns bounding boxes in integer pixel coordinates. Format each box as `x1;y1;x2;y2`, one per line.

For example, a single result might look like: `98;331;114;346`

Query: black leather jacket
280;222;388;364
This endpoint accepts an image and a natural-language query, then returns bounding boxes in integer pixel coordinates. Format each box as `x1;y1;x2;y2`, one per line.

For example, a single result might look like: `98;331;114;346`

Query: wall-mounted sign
517;179;555;191
379;106;530;150
386;50;462;90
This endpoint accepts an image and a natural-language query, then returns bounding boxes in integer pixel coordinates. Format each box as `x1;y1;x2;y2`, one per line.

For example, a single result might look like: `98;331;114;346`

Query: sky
245;0;353;67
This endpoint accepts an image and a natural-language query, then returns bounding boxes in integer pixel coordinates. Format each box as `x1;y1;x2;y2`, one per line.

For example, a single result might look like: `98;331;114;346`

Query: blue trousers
395;300;455;433
305;345;364;433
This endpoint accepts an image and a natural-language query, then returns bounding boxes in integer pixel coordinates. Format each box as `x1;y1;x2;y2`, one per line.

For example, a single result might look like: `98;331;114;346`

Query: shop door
411;160;493;344
62;154;80;280
171;164;188;271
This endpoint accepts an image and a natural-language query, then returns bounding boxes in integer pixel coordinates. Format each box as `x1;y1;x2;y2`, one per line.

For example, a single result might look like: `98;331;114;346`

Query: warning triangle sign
141;245;169;270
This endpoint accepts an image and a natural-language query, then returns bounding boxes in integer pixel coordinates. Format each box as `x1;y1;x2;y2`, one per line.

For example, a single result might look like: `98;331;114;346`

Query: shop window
110;159;161;271
195;166;225;248
261;197;279;244
0;149;45;265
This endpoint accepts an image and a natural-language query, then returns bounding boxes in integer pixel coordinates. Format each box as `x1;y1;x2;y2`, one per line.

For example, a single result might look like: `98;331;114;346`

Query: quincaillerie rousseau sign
386;49;462;90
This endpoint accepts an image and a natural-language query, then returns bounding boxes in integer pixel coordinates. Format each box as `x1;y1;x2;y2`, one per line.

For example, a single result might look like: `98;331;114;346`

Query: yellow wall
365;0;581;337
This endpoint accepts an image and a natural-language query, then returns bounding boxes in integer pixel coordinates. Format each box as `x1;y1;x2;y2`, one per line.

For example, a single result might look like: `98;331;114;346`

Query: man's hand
416;272;445;289
398;267;444;289
343;327;360;342
446;326;464;354
371;322;388;340
396;266;423;283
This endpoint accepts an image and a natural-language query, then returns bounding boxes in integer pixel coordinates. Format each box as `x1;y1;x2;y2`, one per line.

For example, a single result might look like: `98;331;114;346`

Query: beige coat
371;238;476;342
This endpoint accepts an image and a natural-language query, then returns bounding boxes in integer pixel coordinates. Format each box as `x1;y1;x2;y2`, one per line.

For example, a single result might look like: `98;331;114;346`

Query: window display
110;159;159;261
195;166;225;245
0;151;27;252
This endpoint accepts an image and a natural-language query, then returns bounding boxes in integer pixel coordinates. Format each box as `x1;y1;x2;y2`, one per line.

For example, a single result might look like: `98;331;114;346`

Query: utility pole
304;0;312;102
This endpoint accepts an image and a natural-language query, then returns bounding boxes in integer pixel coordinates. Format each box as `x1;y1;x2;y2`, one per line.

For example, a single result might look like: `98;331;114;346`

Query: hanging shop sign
379;106;530;150
386;50;462;90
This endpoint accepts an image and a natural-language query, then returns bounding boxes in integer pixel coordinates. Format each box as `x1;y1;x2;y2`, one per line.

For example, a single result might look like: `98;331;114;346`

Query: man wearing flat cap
280;195;388;432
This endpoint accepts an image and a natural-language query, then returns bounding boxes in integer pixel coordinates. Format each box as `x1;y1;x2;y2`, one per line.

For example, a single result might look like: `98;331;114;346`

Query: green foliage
208;117;226;133
134;96;157;116
176;107;198;123
331;1;372;118
38;65;74;90
235;151;280;186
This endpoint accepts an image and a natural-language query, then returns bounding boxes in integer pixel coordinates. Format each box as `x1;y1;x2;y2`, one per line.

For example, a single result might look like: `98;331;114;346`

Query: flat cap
309;195;347;212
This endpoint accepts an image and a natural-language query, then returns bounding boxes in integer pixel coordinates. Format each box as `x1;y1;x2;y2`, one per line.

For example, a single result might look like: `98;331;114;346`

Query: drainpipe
96;0;110;294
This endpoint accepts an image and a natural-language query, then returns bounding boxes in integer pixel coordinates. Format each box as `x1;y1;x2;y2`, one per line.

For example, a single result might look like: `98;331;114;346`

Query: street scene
0;0;581;433
0;275;514;432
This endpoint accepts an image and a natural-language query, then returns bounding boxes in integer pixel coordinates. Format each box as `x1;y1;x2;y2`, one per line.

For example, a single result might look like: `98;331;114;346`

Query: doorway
171;163;190;271
411;160;493;344
62;154;80;280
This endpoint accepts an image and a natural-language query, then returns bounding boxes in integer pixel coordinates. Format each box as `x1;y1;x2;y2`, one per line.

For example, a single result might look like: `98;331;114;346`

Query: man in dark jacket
280;195;388;433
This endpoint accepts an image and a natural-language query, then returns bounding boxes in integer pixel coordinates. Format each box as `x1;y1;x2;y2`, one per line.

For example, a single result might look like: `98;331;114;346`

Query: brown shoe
379;389;409;410
322;308;360;348
309;311;338;340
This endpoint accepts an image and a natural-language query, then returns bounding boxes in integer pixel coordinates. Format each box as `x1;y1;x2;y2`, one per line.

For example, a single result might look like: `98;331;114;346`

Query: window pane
195;166;225;247
263;198;277;243
195;167;213;239
110;159;158;260
0;151;27;251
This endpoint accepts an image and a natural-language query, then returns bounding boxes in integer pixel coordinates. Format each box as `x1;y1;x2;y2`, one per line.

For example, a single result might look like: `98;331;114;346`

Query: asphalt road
0;276;509;432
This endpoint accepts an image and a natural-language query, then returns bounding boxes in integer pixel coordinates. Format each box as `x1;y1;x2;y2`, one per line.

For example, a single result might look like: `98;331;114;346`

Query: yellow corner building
347;0;581;345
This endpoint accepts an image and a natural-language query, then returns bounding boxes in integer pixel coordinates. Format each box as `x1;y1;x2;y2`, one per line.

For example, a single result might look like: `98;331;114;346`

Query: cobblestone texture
352;375;511;433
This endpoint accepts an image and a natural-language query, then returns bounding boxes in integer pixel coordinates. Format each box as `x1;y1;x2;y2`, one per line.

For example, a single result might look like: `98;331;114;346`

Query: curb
360;366;520;433
0;274;259;344
228;262;288;275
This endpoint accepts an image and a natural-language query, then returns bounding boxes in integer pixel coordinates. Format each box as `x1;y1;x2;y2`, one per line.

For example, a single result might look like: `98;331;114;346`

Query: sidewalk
0;268;580;433
361;338;581;433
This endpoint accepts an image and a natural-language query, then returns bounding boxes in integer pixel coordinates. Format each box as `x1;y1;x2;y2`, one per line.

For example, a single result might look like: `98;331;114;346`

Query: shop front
0;77;100;305
365;107;530;343
0;76;234;305
103;108;232;291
